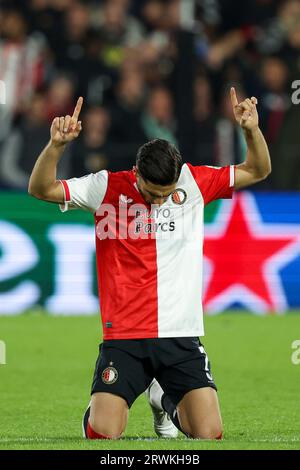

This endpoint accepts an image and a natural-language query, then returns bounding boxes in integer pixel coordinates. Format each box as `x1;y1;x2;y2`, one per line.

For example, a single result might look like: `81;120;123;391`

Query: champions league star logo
203;192;300;314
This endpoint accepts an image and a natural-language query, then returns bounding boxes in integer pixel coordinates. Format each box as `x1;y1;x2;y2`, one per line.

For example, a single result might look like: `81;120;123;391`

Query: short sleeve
59;170;108;213
187;163;235;206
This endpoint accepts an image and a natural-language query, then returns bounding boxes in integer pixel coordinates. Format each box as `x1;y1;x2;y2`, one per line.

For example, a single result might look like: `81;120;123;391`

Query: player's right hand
50;96;83;146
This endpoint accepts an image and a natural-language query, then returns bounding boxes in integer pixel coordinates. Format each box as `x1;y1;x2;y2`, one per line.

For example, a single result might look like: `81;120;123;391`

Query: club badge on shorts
172;188;187;205
102;363;118;384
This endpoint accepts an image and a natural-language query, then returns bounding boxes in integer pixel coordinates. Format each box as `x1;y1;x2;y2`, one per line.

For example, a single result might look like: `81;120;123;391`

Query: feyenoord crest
172;188;187;205
102;364;118;384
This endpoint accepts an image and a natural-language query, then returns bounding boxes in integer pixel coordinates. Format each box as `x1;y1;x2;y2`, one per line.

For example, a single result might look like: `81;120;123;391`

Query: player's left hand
230;87;259;131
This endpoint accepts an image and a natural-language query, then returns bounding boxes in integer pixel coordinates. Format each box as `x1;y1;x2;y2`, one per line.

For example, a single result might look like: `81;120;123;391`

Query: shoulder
106;169;135;185
102;169;137;203
183;163;234;205
185;163;222;177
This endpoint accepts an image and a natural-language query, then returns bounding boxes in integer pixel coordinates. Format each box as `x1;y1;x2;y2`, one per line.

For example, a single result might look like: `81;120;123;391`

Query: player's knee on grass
183;424;223;441
87;419;123;440
89;413;126;439
186;424;223;440
179;414;223;439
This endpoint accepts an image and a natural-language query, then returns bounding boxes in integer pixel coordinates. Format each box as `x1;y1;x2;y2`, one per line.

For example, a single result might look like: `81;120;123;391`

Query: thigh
177;387;222;439
91;341;153;408
157;338;217;406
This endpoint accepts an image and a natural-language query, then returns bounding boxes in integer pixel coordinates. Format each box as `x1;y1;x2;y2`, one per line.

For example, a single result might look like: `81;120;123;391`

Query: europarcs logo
0;340;6;365
0;80;6;105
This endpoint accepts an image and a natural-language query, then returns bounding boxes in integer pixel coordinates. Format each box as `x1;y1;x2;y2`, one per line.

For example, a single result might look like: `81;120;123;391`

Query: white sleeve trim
58;180;69;212
58;170;109;213
230;165;235;188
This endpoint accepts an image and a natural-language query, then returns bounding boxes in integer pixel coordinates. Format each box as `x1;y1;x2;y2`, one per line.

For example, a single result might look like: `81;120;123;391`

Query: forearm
28;140;66;201
242;127;271;179
28;97;83;202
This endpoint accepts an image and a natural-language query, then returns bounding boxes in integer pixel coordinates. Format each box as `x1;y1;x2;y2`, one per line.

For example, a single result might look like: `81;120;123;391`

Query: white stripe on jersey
156;164;205;337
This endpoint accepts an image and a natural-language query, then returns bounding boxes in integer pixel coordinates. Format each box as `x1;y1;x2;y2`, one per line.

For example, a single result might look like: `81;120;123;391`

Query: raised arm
230;87;271;190
28;97;83;202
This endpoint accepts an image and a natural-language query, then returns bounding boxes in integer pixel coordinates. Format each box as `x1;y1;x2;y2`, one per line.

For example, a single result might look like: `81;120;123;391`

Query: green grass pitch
0;312;299;450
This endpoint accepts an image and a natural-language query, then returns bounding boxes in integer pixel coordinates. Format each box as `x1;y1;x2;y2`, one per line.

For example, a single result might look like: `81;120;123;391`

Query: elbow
28;184;34;197
28;177;35;197
262;165;272;180
28;183;43;200
28;182;37;198
256;165;272;182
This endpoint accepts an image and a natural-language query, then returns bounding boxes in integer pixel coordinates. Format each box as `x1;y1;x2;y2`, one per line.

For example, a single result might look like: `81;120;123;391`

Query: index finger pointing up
72;97;83;121
230;87;239;108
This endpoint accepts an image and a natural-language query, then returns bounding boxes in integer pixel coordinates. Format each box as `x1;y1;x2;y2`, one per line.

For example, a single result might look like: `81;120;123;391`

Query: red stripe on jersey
186;163;233;206
61;180;71;202
94;170;159;340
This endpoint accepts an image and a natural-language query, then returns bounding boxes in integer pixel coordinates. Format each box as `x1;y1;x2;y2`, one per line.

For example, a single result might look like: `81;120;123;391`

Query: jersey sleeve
187;163;235;206
59;170;108;213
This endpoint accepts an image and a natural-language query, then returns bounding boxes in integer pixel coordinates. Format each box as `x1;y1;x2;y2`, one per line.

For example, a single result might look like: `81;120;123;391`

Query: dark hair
136;139;183;185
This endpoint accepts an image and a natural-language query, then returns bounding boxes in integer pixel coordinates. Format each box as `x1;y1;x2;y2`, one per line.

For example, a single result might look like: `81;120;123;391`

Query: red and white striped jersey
60;163;235;339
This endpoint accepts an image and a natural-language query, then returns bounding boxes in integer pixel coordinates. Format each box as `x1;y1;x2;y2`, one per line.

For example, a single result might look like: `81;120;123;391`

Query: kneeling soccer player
29;89;271;439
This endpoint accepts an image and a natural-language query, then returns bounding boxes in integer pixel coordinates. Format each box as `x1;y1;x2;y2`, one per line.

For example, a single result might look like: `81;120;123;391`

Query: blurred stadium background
0;0;300;450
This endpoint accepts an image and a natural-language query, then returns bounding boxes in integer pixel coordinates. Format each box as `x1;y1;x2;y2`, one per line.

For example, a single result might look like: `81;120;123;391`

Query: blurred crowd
1;0;300;190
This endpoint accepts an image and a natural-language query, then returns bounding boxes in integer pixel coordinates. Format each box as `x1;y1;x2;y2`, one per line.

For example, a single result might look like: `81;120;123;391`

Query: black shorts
91;337;217;408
